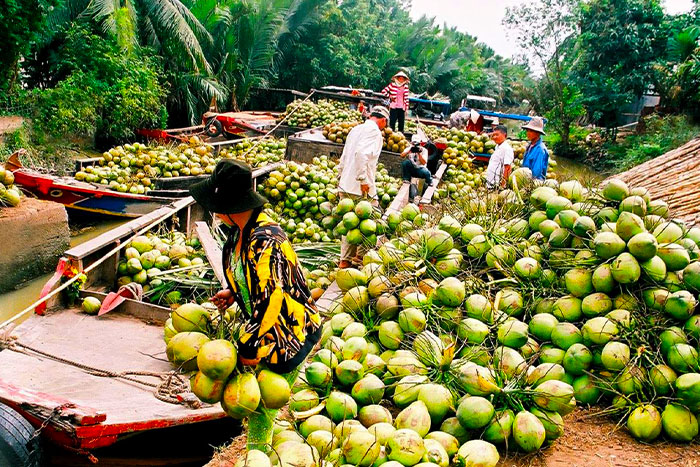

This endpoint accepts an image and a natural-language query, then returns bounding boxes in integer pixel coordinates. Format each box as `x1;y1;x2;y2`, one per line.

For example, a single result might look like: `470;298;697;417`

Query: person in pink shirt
382;71;410;133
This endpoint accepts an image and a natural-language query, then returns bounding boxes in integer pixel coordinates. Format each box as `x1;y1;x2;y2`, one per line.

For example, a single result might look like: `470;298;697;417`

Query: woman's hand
211;289;234;310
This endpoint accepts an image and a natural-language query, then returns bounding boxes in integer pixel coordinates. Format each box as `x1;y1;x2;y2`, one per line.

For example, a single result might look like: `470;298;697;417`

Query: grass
0;122;100;175
587;114;700;174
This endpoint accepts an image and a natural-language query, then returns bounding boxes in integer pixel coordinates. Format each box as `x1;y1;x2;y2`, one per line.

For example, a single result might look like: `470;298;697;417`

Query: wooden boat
7;151;282;218
5;152;184;218
0;197;234;453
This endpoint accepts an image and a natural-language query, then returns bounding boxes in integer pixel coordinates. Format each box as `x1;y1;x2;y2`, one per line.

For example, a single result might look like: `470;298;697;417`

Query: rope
0;336;198;408
239;89;317;161
0;199;192;331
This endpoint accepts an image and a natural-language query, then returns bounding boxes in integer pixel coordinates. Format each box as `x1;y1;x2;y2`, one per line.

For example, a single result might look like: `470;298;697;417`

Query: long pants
390;108;405;133
402;159;432;202
339;192;378;263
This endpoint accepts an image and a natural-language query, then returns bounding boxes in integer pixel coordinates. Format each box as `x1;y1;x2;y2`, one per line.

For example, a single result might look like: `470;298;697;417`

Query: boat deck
0;304;224;449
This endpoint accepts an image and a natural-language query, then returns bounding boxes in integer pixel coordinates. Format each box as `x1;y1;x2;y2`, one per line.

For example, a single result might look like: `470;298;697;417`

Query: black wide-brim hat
189;159;268;214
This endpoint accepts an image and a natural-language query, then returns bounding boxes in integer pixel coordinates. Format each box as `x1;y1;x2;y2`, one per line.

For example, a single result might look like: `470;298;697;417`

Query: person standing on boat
485;125;514;190
382;71;410;133
190;160;322;448
521;116;549;180
336;106;389;269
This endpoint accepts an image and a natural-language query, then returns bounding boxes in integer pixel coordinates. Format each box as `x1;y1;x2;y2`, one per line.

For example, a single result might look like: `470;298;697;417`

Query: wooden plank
316;281;342;314
383;182;411;220
0;308;225;435
420;163;448;206
0;381;106;427
194;222;226;288
81;290;171;325
65;197;195;260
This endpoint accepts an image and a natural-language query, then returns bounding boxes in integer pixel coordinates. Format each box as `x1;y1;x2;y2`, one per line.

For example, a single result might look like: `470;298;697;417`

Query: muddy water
553;156;605;185
0;219;125;325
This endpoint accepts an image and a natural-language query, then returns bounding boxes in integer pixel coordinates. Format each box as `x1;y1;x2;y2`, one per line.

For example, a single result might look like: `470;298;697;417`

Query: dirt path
208;408;700;466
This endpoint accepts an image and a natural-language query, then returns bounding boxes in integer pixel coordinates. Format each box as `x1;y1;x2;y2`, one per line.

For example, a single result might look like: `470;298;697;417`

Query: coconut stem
246;367;299;453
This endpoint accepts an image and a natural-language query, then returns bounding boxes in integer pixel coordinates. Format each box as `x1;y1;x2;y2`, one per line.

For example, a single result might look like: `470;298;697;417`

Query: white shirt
408;147;429;167
486;140;514;188
337;119;384;198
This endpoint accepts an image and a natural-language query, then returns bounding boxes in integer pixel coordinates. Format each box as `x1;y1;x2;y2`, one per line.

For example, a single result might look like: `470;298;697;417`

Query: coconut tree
194;0;326;111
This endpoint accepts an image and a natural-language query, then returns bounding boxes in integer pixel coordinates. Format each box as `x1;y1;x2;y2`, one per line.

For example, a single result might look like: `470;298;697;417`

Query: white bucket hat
522;116;546;135
371;106;390;120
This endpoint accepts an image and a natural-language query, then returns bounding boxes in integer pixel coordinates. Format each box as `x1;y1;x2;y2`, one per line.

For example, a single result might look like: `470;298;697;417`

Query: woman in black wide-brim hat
190;159;322;448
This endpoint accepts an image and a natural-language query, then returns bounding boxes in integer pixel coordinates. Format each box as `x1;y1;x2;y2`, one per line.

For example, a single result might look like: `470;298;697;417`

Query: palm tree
194;0;325;111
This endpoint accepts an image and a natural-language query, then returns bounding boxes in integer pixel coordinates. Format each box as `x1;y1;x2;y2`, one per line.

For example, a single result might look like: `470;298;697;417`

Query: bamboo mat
606;138;700;227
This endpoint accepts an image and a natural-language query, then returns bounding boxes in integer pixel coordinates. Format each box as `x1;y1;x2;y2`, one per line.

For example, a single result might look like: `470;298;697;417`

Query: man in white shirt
485;125;514;190
336;106;389;268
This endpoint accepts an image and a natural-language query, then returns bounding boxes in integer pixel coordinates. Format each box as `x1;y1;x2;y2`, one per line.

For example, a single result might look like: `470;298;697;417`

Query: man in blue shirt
521;116;549;180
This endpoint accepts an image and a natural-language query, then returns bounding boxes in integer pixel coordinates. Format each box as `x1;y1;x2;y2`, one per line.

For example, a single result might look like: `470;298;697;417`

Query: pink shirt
393;87;405;110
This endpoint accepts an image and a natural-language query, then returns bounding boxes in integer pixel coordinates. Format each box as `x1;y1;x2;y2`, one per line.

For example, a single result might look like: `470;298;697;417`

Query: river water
0;219;126;325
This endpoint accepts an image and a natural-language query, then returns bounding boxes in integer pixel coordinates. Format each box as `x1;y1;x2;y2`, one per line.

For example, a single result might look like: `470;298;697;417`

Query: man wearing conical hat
521;116;549;180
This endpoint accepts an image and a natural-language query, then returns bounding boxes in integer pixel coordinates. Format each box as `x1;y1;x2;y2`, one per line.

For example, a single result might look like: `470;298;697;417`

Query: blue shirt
522;139;549;180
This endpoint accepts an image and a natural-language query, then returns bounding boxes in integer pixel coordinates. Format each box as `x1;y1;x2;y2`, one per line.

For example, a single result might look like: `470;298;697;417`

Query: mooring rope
0;336;198;407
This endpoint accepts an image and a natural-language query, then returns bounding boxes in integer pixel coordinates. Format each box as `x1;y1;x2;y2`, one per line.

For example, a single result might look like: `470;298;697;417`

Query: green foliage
0;0;56;92
573;0;667;127
594;114;700;172
33;26;167;145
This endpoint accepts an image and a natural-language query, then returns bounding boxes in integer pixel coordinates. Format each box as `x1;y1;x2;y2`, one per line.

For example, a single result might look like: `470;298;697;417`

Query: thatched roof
610;138;700;227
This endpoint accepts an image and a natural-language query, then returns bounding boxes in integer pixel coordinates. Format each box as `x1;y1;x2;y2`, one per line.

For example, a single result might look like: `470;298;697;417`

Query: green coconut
562;343;593;375
233;449;271;467
684;261;700;291
417;383;454;425
378;321;404;350
514;257;542;279
221;373;261;419
573;216;597;237
551;322;582;350
593;232;626;260
526;363;566;386
581;292;613;317
657;243;691;271
601;341;630;371
336;268;368;291
395;400;432;437
662;403;699;442
529;313;559;341
619;195;647;217
649;364;678;396
512;410;546;452
454;440;499;467
425;431;460;458
616;211;646;242
664;290;697;320
290;388;320;412
342;431;380;466
351;374;385;405
563;268;594;298
676;373;700;412
582;317;619;345
393;375;429;408
602;179;629;201
497;318;529;348
532;380;575;414
667;343;699;373
166;332;210;371
368;422;396;445
299;414;335;438
654;221;685;243
326;391;358;423
592;264;616;293
433;277;466;307
627;405;662;441
456;396;495;430
572;374;601;405
640;256;667;282
386;429;426;466
530;186;558;209
552;296;583;322
335;359;364;387
440;417;470;444
611;252;641;284
546;196;573;219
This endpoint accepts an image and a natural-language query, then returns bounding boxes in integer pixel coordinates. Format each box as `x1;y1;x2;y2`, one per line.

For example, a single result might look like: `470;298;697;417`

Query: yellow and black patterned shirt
223;211;322;373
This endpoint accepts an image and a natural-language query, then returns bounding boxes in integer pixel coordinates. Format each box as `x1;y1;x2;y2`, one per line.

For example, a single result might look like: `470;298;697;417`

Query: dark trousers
390;108;405;133
401;159;432;201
